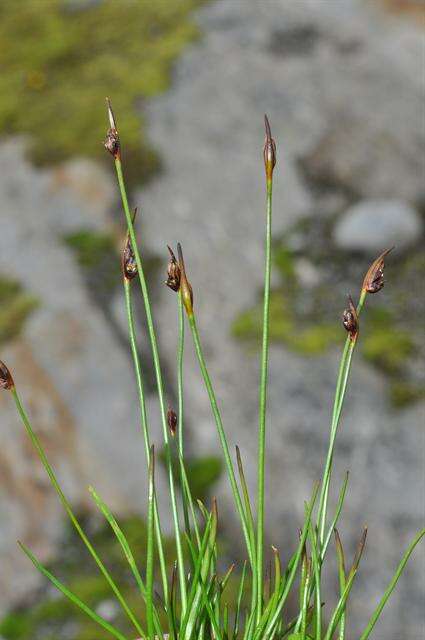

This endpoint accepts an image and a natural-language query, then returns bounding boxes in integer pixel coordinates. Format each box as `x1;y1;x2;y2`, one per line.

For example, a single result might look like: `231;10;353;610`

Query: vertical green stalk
317;291;366;545
188;313;254;568
256;163;273;622
146;445;155;640
176;291;192;539
12;388;144;638
123;279;169;603
177;292;185;457
114;156;187;616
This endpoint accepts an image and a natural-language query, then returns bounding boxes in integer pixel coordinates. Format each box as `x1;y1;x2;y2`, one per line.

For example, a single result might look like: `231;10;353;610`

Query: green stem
359;528;425;640
317;291;366;545
123;279;169;604
256;177;273;621
176;291;191;540
12;389;144;638
188;313;254;569
177;292;185;457
146;447;155;640
115;157;187;615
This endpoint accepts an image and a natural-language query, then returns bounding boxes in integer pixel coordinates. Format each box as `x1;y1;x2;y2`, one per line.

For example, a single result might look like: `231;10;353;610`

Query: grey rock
0;0;424;637
333;199;423;251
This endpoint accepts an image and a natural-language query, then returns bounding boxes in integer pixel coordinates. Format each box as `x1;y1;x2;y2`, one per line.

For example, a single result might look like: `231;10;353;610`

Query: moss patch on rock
0;276;39;345
0;0;204;186
232;222;424;407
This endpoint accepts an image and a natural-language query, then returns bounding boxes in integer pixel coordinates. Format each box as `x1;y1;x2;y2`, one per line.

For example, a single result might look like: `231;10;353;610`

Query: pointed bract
362;248;394;294
165;245;181;292
104;98;120;158
177;243;193;316
263;114;277;181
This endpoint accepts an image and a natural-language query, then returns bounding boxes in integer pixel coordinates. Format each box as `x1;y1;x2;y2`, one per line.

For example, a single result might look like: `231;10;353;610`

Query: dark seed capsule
122;235;137;280
342;295;358;340
104;127;120;158
104;98;120;158
167;406;178;437
362;247;393;294
263;114;277;181
165;245;181;292
0;360;14;391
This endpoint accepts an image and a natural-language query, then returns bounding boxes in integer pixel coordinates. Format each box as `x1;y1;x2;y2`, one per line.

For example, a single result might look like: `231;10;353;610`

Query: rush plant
0;102;423;640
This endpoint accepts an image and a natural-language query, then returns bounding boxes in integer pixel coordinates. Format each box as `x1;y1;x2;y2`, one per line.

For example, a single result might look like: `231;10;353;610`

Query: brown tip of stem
0;360;14;391
350;526;368;574
104;98;120;158
177;242;193;315
263;114;277;181
264;114;272;141
106;97;117;130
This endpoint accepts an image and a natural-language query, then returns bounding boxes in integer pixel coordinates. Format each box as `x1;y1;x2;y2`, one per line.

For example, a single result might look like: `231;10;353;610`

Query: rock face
333;199;423;251
0;0;424;638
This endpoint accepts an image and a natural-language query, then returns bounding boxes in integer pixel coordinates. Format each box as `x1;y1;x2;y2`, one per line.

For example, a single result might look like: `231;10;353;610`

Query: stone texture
333;199;423;251
0;141;171;614
0;0;424;637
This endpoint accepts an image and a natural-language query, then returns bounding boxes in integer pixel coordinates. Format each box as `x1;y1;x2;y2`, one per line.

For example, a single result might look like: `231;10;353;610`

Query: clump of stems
0;101;423;640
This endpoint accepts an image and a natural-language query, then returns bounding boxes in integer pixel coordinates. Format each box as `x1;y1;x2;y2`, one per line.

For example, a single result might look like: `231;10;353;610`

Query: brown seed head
362;247;393;294
342;294;359;341
263;114;277;182
167;406;178;437
0;360;14;391
177;243;193;316
122;208;138;281
165;245;181;292
104;98;120;158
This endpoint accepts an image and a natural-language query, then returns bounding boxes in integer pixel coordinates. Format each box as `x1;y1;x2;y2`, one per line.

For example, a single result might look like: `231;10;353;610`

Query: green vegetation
233;240;423;407
0;515;171;640
0;0;203;185
0;275;39;345
232;291;337;356
160;449;223;504
1;107;423;640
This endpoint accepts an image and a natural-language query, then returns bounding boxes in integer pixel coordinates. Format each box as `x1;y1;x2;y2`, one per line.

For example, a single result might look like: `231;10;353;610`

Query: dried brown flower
0;360;14;391
167;406;178;437
362;248;393;294
342;295;359;340
122;209;138;281
263;114;277;181
165;245;181;292
104;98;120;159
177;243;193;316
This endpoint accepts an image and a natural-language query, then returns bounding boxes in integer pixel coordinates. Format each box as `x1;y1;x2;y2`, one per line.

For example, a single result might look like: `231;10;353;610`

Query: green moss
232;291;338;356
362;327;414;375
185;456;223;502
274;245;296;280
389;382;425;408
63;229;116;269
286;324;339;355
159;449;223;503
0;0;204;186
0;275;39;345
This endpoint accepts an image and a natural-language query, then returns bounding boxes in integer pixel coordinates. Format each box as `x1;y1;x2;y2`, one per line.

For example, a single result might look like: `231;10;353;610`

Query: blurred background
0;0;424;638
